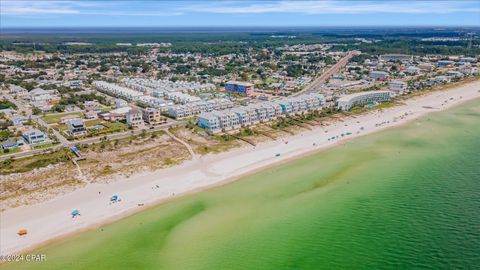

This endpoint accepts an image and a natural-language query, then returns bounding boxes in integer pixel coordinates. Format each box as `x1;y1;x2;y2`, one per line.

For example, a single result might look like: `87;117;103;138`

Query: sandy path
1;80;479;256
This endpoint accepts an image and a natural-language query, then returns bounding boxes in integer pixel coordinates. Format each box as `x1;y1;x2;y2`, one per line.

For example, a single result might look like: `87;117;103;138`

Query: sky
1;0;479;28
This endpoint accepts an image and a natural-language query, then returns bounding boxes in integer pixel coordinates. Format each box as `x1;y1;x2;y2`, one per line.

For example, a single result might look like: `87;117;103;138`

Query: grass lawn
0;149;71;174
0;147;21;156
41;112;84;124
31;142;57;150
85;119;104;127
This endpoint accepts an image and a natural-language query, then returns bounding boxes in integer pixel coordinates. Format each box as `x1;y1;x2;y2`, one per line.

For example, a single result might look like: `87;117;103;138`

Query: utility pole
467;33;474;50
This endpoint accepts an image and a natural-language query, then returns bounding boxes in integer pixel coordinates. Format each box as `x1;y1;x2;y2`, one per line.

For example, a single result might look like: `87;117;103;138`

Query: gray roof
29;88;48;95
23;128;44;136
68;118;84;127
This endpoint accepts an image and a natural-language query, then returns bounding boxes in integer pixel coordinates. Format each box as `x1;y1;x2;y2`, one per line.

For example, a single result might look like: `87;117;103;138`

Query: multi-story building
437;60;455;67
225;81;255;96
389;81;408;95
93;81;143;101
231;107;250;126
380;54;413;62
336;90;392;111
370;71;389;80
66;118;87;136
197;112;221;133
115;98;128;108
22;128;46;144
404;66;420;75
126;108;144;129
196;94;325;132
142;108;166;126
167;99;234;119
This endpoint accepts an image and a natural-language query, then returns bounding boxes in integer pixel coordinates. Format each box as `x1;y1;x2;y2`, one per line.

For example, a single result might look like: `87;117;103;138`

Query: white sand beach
1;80;480;256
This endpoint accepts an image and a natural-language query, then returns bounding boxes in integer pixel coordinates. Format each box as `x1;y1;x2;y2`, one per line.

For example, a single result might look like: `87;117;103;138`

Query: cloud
1;1;183;16
182;0;480;14
2;0;478;18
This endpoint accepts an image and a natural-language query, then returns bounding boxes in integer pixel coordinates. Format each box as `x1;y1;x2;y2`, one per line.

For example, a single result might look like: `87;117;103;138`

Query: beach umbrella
111;195;118;202
18;229;28;236
71;210;80;216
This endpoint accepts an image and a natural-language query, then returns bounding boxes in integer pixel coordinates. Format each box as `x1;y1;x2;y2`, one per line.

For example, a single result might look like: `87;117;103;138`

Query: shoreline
1;80;480;257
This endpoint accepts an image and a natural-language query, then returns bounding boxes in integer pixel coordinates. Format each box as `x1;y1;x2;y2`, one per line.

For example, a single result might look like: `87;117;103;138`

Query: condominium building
389;81;408;95
336;90;392;111
225;81;255;96
380;54;413;62
196;93;326;132
197;112;221;133
115;98;128;108
167;99;234;119
93;81;143;101
142;108;166;126
370;71;389;80
404;66;420;75
126;108;144;129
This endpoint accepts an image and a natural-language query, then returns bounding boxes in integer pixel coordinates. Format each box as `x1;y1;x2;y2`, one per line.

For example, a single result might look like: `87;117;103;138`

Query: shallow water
7;99;480;270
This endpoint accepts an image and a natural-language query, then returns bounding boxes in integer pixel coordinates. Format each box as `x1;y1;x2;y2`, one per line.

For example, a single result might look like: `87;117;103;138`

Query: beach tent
111;195;119;202
18;229;27;236
71;210;80;217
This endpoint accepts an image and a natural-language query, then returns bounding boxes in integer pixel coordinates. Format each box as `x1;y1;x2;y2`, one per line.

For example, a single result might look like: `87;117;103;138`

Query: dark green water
7;99;480;270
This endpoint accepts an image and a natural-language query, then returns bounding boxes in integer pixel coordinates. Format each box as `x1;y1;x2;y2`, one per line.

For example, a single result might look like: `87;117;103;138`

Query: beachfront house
126;108;144;129
66;118;87;136
22;128;46;144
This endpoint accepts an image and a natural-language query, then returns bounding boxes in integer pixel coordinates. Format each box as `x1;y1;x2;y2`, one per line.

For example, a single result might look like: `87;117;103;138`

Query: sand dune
1;80;480;256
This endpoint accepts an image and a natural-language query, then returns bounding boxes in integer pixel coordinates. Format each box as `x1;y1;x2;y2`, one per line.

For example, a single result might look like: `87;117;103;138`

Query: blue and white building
22;129;46;144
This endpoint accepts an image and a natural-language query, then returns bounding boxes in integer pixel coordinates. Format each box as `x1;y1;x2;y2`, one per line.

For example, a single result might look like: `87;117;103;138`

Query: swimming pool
89;125;105;130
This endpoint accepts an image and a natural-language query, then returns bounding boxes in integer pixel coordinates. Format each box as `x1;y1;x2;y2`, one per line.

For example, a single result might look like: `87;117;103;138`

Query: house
115;98;128;108
69;80;82;87
126;108;144;128
11;115;28;126
404;66;420;75
84;101;98;112
66;118;87;136
1;138;19;149
418;63;435;72
437;60;455;67
370;71;389;80
22;128;46;144
29;88;52;103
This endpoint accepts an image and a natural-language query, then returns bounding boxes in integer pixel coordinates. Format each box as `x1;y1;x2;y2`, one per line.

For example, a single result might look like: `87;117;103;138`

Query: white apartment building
336;91;392;111
93;81;143;101
389;81;408;95
196;93;325;132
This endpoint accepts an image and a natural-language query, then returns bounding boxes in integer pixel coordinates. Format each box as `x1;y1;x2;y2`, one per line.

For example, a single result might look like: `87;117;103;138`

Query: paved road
294;50;360;96
4;93;70;146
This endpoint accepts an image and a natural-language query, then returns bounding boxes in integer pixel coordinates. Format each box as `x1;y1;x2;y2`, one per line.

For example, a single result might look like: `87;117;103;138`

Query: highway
294;50;360;96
